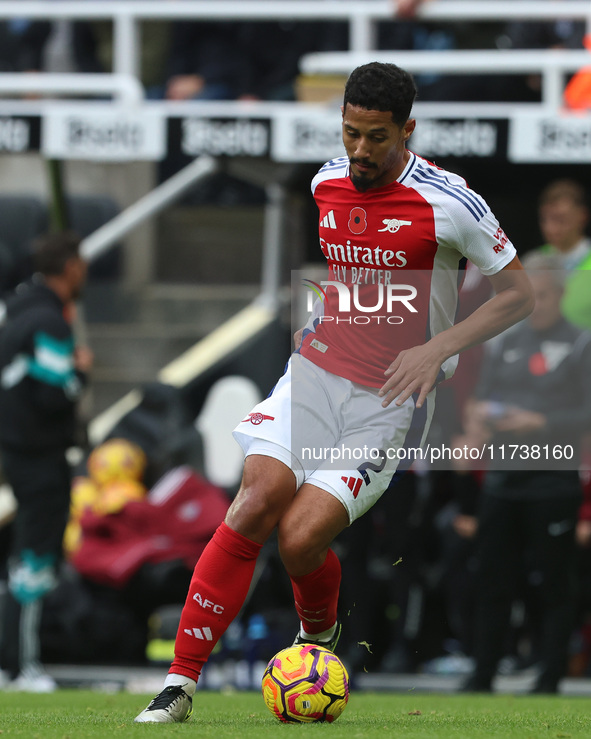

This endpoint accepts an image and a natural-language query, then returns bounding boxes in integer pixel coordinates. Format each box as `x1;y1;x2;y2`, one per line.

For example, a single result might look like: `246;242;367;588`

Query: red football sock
290;548;341;636
170;522;262;682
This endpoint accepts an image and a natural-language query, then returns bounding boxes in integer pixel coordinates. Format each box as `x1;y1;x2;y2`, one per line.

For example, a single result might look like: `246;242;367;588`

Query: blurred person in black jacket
163;21;243;101
0;18;101;75
460;253;591;694
236;21;328;101
0;232;93;692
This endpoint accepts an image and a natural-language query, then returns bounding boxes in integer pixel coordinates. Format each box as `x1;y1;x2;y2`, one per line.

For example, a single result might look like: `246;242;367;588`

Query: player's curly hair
343;62;417;128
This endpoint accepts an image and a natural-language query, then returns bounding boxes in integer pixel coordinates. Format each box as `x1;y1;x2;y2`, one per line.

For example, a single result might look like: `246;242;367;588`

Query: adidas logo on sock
341;476;362;498
320;210;337;229
184;627;213;641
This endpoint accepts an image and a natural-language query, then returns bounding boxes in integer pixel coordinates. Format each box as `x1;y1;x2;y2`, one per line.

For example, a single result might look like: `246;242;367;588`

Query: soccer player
135;61;534;723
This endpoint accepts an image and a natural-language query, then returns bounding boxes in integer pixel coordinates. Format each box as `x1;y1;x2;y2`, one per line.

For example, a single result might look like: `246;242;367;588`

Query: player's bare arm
379;256;534;409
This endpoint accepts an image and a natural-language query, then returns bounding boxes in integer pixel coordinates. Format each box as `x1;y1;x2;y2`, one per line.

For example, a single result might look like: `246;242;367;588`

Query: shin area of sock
170;522;262;681
290;547;341;636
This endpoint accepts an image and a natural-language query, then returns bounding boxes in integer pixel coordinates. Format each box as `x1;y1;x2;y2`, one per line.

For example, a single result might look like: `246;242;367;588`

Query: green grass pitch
1;690;591;738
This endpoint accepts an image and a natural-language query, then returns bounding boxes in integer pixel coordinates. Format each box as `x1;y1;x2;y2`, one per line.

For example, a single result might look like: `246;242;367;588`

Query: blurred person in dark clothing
496;13;586;100
246;0;448;102
0;18;102;75
0;232;92;692
0;21;44;72
237;21;327;101
461;253;591;694
403;7;585;103
164;22;242;101
500;17;585;52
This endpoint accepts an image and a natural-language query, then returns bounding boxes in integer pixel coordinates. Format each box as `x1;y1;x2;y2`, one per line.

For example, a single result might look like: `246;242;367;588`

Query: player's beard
349;159;379;192
350;172;375;192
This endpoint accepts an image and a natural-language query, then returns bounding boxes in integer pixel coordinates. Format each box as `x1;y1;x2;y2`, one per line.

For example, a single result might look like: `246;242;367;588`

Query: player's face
342;104;415;192
539;198;588;253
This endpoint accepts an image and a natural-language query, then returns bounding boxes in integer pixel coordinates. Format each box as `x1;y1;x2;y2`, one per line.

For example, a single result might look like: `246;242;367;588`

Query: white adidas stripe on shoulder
319;156;348;171
408;158;489;222
312;157;349;194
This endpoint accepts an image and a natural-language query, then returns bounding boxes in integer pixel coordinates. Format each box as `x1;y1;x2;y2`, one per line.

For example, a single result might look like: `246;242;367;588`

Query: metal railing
0;1;589;77
80;155;218;263
0;73;143;104
0;1;588;109
301;49;591;111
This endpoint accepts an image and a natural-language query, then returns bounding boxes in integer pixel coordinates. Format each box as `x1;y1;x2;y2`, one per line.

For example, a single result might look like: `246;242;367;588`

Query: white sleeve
311;157;349;196
433;188;517;276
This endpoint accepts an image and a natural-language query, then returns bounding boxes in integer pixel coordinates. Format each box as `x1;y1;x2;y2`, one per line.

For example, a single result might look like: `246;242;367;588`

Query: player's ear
403;119;416;140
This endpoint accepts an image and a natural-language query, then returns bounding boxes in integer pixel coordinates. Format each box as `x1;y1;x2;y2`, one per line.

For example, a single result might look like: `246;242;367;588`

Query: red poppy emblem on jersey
242;412;275;425
348;207;367;234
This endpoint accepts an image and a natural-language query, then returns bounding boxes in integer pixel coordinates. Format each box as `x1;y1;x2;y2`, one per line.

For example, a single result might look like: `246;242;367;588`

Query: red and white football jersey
298;152;516;387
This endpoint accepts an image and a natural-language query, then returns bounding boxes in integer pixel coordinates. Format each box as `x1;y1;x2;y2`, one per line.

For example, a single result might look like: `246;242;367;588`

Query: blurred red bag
71;466;230;589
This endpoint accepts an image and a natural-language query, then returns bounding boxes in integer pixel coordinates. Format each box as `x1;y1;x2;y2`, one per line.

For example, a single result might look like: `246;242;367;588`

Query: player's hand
453;514;478;539
293;328;304;350
463;400;496;441
166;74;206;101
74;345;94;373
493;408;546;434
393;0;427;18
576;520;591;548
379;342;445;409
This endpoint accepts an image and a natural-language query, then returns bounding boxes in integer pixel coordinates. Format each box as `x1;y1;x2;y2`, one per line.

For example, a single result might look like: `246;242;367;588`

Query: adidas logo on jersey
320;210;337;229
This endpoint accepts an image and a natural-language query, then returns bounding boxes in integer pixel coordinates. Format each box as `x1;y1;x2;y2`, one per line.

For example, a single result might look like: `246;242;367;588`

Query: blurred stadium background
1;0;591;696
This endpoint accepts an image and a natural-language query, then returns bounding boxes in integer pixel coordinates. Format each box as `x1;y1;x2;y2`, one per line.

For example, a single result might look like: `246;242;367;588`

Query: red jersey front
298;153;516;387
